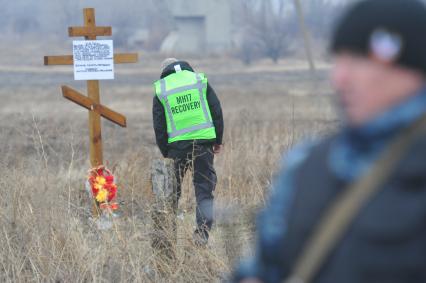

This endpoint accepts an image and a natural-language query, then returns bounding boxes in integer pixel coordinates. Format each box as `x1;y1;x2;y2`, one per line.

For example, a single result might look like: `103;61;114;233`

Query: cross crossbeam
62;86;126;127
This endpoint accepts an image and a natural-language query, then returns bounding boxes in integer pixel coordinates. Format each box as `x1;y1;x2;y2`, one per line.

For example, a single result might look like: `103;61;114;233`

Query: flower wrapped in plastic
87;166;119;211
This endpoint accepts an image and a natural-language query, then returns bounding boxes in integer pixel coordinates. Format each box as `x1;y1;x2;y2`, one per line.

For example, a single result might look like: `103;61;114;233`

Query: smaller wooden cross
44;8;138;167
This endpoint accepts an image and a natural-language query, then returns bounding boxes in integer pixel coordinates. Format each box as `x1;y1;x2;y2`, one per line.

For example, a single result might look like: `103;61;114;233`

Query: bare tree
303;0;346;39
239;0;294;64
234;0;348;64
236;0;264;65
258;0;291;63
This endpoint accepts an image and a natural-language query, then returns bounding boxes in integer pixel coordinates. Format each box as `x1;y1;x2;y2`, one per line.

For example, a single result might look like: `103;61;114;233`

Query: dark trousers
171;144;217;236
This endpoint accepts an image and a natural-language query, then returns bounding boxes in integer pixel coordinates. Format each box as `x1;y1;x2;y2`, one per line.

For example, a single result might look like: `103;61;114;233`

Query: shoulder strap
285;114;426;283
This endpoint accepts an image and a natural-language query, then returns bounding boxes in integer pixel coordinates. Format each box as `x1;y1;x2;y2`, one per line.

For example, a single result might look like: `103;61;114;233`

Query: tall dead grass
0;55;338;282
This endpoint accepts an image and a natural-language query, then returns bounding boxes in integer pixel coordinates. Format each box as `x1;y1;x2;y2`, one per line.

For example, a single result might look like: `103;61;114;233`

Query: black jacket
152;61;224;158
276;135;426;283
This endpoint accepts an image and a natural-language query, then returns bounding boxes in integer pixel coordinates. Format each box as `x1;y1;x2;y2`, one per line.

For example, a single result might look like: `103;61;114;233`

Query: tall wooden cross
44;8;138;167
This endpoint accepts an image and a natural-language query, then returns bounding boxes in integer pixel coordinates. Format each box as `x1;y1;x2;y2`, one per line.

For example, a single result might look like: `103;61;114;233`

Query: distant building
161;0;232;53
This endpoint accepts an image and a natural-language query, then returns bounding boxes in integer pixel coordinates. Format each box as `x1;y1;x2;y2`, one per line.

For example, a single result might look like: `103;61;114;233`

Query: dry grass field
0;43;339;282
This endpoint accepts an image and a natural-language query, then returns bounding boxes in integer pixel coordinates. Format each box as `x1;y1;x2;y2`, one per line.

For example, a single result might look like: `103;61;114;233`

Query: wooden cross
44;8;138;167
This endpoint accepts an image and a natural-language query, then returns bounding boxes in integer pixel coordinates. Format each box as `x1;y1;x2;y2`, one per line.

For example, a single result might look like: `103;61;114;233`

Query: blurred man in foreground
153;58;224;246
234;0;426;282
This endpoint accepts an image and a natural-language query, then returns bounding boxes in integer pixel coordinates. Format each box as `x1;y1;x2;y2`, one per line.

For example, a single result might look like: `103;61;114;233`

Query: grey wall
166;0;232;53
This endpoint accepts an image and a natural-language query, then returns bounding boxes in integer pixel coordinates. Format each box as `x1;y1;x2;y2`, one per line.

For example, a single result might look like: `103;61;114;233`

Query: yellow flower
95;176;106;185
96;188;108;203
94;183;103;190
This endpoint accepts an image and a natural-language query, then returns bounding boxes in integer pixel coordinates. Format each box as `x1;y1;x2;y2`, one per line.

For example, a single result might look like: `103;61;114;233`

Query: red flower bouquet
87;166;119;211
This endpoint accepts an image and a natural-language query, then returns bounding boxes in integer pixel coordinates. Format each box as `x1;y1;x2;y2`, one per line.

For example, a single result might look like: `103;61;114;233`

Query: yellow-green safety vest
154;70;216;143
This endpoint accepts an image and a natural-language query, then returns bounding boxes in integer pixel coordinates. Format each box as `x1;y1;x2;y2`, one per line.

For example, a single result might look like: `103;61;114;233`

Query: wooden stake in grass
44;8;138;216
151;159;178;264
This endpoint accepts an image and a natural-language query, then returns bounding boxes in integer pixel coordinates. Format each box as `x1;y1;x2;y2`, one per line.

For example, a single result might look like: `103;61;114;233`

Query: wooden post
150;159;178;264
87;80;103;166
294;0;316;73
84;8;103;167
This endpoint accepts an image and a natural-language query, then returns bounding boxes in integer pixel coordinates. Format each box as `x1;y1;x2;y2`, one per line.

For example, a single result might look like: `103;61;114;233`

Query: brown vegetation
0;47;338;282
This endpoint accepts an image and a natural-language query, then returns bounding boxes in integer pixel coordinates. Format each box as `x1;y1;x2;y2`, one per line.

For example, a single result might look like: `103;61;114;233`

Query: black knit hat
331;0;426;75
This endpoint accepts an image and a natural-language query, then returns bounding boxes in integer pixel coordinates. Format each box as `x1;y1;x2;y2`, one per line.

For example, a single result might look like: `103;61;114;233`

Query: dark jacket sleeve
152;96;169;157
206;83;224;145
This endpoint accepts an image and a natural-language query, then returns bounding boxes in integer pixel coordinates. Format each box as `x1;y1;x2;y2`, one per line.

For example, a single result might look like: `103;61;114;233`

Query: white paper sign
73;40;114;80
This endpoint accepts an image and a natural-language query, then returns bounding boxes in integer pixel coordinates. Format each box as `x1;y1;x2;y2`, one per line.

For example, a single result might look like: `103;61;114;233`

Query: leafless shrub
237;0;294;64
